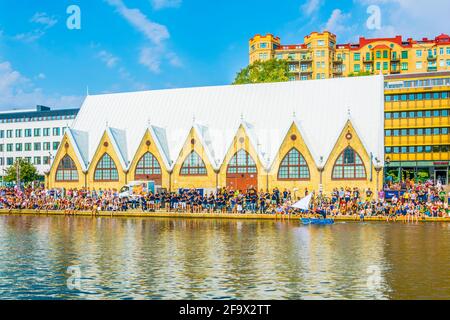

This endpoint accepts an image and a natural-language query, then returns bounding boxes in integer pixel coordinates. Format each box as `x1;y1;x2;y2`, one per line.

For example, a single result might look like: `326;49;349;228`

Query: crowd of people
0;180;449;219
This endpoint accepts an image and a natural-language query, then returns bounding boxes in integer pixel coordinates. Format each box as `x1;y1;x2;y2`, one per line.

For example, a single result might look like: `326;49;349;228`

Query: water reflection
0;216;449;299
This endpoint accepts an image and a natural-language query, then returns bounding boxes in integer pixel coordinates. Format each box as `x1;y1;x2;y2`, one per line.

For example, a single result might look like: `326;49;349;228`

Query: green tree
348;71;373;77
4;159;39;184
233;59;290;84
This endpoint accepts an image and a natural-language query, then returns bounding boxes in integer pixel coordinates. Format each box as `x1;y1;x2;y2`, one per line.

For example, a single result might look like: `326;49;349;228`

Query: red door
226;150;258;192
226;173;257;192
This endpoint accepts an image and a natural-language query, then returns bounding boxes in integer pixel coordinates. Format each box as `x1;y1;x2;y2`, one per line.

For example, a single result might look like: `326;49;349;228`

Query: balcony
333;57;344;64
427;55;437;61
300;68;313;74
363;57;373;63
390;68;400;74
428;66;438;72
391;55;400;62
333;68;343;74
300;55;313;62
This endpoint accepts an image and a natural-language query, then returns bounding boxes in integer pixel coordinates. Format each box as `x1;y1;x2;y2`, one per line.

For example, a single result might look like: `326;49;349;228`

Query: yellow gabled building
46;76;385;195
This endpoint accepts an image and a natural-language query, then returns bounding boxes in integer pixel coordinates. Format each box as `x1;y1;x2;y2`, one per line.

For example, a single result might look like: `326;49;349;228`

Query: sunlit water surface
0;215;449;299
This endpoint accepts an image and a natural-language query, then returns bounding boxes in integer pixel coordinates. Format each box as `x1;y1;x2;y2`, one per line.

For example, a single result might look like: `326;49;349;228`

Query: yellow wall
267;122;319;195
217;125;266;191
46;133;86;189
86;131;126;191
171;128;217;191
127;129;170;188
47;123;380;194
250;32;450;79
322;121;379;193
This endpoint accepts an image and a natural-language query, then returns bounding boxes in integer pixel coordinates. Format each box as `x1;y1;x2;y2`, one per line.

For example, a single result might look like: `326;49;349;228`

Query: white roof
69;75;385;171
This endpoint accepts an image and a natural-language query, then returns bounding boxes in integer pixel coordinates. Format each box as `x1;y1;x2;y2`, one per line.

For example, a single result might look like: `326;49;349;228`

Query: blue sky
0;0;448;110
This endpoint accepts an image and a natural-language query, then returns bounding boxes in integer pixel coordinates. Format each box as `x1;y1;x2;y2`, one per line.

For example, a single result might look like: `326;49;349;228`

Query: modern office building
384;71;450;185
46;75;385;194
249;31;450;80
0;105;79;178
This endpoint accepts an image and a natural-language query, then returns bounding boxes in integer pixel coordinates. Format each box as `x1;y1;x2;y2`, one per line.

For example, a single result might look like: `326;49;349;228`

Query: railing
427;55;437;61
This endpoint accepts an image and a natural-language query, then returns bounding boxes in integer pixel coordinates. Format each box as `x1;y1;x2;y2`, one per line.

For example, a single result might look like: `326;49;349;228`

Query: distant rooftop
0;105;79;121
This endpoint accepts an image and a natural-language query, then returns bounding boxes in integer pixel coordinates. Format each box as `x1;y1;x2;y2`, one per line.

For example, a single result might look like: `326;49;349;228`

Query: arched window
94;153;119;181
180;151;207;175
135;152;161;178
278;148;310;180
55;155;79;181
332;147;366;180
227;149;257;174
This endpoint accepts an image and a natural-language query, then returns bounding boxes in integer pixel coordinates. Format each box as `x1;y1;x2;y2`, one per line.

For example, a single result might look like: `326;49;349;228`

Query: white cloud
300;0;322;16
105;0;169;45
354;0;450;39
324;9;352;35
151;0;182;10
30;12;58;28
0;60;83;109
13;12;58;43
37;73;46;80
97;50;119;68
139;47;162;73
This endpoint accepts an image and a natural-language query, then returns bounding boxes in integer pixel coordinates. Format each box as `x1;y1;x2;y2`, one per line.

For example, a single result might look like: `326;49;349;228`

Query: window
43;156;50;165
6;130;12;138
332;147;366;180
94;153;119;181
15;143;22;151
383;62;388;70
7;157;13;165
278;148;310;180
354;53;360;61
416;62;423;69
34;128;41;137
135;152;162;179
416;50;422;58
25;143;31;151
34;142;41;151
34;157;41;165
43;142;51;151
401;62;408;70
0;145;2;152
7;144;13;152
0;130;3;139
227;149;257;174
53;142;60;150
376;62;381;70
417;146;424;153
56;155;79;181
317;40;325;46
260;42;267;49
354;64;360;72
385;130;392;136
376;51;381;59
180;151;207;175
15;129;22;138
385;113;392;119
25;129;32;137
417;111;423;117
417;128;424;135
43;128;50;136
383;50;388;59
401;51;408;59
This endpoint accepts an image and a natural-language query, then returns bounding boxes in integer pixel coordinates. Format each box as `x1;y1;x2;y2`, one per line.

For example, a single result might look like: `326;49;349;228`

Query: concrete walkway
1;209;450;222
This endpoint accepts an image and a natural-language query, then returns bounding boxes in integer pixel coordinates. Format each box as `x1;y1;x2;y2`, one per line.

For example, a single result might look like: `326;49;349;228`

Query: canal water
0;215;449;300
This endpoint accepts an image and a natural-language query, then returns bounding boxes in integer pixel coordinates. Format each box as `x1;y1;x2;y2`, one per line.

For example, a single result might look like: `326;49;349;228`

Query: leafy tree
4;159;39;184
233;59;290;84
348;71;373;77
